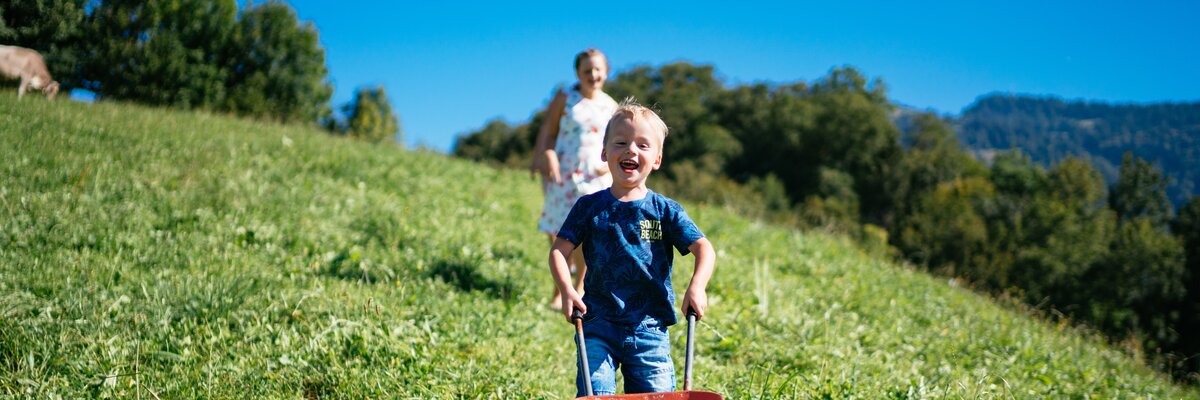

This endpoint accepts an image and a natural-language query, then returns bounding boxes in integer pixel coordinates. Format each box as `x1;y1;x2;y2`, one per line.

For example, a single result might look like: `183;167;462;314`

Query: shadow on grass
315;240;522;302
319;249;395;284
427;258;517;301
303;374;338;400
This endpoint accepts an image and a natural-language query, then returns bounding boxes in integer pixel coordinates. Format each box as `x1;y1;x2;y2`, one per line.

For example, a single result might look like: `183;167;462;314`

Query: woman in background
531;48;618;309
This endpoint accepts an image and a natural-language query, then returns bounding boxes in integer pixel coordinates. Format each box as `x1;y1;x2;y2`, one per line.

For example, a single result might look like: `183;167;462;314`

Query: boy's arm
680;237;715;320
549;237;585;323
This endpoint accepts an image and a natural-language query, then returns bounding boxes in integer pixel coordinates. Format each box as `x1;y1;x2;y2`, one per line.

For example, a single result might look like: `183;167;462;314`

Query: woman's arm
532;89;567;184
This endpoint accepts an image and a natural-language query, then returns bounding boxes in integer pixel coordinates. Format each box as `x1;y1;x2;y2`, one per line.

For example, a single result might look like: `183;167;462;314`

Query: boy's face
601;115;663;189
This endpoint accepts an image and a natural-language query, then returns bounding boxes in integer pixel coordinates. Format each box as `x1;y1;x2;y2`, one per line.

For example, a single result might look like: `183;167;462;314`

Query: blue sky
283;1;1200;152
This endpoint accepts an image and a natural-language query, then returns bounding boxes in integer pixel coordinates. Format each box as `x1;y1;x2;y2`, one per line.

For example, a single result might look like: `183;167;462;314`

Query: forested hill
954;94;1200;206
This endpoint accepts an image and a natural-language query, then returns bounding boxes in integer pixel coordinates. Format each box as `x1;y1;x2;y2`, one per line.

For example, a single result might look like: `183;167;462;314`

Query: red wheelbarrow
572;310;724;400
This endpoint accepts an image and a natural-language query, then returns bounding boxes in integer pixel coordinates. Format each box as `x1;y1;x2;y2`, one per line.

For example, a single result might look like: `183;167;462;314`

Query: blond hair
603;97;669;145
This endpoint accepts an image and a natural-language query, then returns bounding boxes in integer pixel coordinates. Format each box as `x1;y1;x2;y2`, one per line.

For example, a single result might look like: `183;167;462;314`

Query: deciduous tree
224;0;332;123
1110;151;1172;227
336;86;400;143
82;0;237;109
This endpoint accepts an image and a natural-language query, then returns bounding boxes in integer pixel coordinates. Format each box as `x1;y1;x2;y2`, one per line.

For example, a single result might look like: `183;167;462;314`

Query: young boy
549;100;716;396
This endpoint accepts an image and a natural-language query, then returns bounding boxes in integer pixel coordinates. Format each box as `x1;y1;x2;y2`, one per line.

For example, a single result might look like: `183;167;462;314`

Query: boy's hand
681;286;708;321
562;290;587;323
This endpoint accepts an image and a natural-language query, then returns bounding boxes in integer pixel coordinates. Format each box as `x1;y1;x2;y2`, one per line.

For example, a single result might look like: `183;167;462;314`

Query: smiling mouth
620;159;639;173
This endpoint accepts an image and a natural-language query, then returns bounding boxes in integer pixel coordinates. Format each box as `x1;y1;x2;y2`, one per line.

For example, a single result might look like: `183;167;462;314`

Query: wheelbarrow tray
576;390;723;400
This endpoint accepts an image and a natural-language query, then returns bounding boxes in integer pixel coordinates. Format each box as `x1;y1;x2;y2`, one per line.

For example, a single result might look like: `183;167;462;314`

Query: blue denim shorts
576;315;675;396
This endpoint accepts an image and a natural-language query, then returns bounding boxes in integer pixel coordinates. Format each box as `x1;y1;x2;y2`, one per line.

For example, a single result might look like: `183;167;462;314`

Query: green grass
1;92;1196;399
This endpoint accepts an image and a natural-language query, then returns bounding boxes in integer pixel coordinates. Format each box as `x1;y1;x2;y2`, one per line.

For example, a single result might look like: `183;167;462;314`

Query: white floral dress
539;88;618;235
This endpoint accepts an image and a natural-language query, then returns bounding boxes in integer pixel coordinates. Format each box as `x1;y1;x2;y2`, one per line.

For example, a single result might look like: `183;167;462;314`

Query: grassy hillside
1;93;1195;399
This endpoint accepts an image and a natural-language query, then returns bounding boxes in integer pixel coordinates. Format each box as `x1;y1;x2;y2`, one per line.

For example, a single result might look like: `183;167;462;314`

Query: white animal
0;45;59;99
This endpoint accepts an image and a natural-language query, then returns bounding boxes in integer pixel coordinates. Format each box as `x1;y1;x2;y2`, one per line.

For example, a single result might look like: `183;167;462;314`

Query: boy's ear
652;151;662;170
600;147;607;162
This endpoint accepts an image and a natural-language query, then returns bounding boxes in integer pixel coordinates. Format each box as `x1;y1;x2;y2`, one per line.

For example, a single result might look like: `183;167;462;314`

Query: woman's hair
604;97;669;144
574;48;608;71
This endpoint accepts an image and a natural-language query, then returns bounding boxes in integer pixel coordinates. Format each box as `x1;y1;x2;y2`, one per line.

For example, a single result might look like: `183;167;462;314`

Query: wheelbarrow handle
573;309;593;397
684;309;697;391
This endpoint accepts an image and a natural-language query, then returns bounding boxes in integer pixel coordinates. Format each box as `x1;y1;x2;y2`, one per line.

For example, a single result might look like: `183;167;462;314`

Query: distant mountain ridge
913;94;1200;206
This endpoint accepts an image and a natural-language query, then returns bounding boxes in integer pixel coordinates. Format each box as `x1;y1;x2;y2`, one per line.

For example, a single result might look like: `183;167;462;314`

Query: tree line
454;62;1200;382
956;94;1200;207
0;0;399;142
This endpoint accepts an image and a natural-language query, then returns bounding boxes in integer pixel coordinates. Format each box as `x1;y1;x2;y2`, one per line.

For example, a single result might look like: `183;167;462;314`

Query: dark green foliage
327;86;400;143
1176;198;1200;274
801;167;860;228
989;151;1047;199
890;113;987;227
1087;218;1185;350
978;151;1048;290
606;63;741;179
896;177;995;281
807;68;902;211
1010;158;1112;307
224;0;332;124
1111;151;1173;226
722;67;902;226
958;94;1200;206
38;0;334;123
452;118;536;168
0;0;87;89
1170;198;1200;379
81;0;238;109
711;82;816;202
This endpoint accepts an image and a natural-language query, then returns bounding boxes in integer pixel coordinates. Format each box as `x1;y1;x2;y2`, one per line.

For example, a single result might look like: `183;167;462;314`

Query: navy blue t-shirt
557;188;705;326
